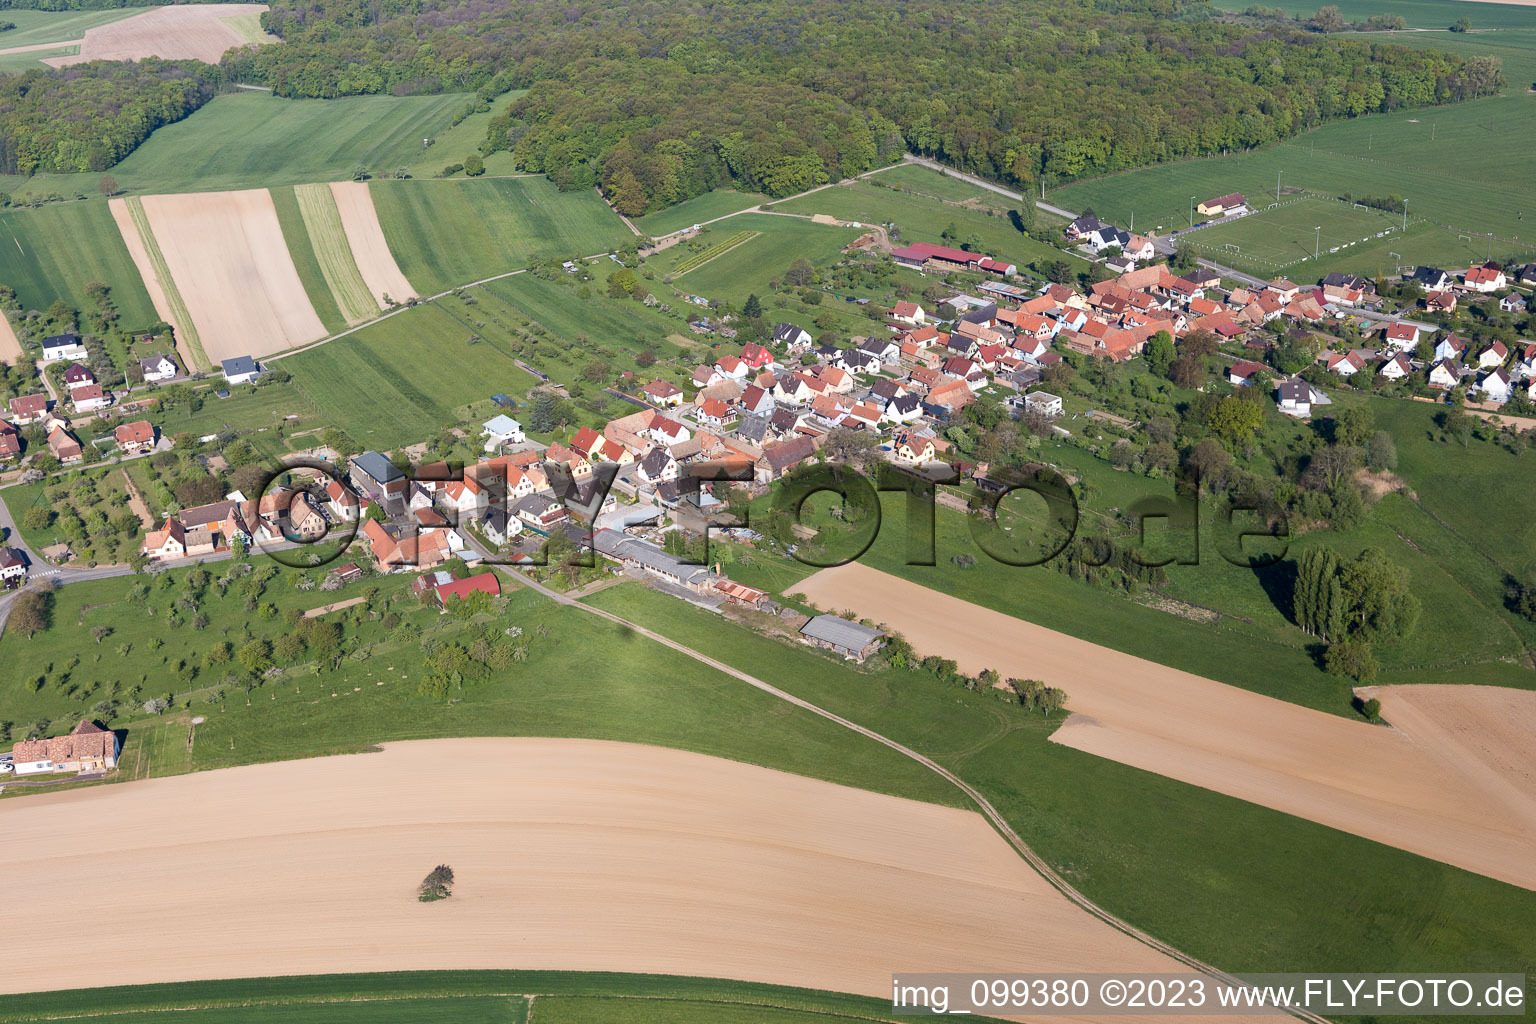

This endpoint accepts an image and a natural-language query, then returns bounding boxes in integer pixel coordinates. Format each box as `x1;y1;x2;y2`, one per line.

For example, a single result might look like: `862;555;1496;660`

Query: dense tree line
0;60;219;174
217;0;1498;213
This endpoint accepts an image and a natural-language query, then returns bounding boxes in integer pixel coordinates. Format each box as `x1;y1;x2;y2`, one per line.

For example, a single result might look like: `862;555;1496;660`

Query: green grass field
630;188;770;237
0;93;476;199
406;91;528;179
869;162;1008;204
369;177;633;295
0;200;158;327
649;213;859;301
283;300;533;449
584;583;1536;1008
0;972;941;1024
1181;194;1403;274
292;184;379;324
774;174;1062;268
1052;26;1536;274
269;186;349;335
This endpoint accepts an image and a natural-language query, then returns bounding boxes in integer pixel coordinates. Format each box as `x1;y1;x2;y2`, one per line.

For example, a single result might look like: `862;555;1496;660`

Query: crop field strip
672;230;758;275
115;196;205;369
293;184;379;324
268;186;349;335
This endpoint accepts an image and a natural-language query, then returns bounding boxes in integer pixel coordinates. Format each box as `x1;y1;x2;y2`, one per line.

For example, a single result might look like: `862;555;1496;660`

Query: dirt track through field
330;181;417;305
1;739;1275;1020
140;189;327;362
43;4;275;66
797;563;1536;890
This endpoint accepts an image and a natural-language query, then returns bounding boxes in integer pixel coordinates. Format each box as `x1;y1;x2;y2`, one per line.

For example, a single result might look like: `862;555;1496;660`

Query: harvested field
0;311;22;364
138;189;327;362
798;563;1536;890
43;3;275;67
330;181;416;305
293;184;378;323
3;738;1263;1019
109;197;202;370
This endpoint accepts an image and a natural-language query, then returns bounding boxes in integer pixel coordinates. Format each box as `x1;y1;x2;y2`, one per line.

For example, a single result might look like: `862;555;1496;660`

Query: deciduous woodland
219;0;1502;213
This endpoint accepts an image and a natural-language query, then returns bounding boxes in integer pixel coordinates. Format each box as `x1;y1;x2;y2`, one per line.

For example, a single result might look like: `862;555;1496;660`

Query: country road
503;567;1330;1024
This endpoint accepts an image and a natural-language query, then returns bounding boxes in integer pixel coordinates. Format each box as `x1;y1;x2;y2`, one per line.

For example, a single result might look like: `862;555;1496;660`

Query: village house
514;493;568;530
640;379;685;407
478;505;523;546
1228;360;1269;387
1276;380;1329;418
1326;350;1366;377
361;517;452;572
1478;341;1509;369
1025;391;1065;419
890;300;925;325
139;353;179;383
799;614;887;662
0;420;19;461
772;322;813;352
891;431;938;464
1478;368;1512;404
1409;267;1451;292
1382;322;1421;354
8;393;48;424
113;420;156;455
755;435;820;483
41;333;86;361
47;424;83;464
221;355;263;385
10;720;119;776
0;545;28;587
482;414;525;451
1462;264;1506;293
325;479;361;521
1433;334;1467;362
1428;359;1466;389
70;383;110;413
1379;354;1412;380
695;397;734;429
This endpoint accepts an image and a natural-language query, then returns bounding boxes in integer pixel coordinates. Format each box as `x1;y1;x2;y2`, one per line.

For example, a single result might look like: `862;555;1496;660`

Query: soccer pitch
1179;195;1403;274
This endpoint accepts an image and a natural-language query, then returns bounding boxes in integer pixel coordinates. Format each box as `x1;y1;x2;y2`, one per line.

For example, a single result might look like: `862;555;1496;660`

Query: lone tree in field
418;864;455;902
98;175;119;197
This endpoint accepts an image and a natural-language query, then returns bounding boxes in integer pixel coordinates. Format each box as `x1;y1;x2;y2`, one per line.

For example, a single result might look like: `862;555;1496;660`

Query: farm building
10;720;119;776
799;615;887;662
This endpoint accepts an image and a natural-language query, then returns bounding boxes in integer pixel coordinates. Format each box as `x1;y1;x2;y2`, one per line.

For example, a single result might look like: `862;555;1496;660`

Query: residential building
113;420;156;455
41;333;86;361
482;414;525;451
10;720;119;775
221;355;263;385
0;545;27;587
139;353;179;383
1197;193;1247;217
8;394;48;424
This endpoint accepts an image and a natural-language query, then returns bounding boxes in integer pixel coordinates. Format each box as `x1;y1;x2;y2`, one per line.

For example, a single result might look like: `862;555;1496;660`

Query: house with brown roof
8;393;48;424
640;379;684;407
47;424;83;464
113;420;156;455
70;382;110;413
10;720;119;775
754;434;820;483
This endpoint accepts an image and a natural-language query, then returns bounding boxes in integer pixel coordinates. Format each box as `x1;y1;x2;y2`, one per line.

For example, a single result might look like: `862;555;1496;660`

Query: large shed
799;615;887;662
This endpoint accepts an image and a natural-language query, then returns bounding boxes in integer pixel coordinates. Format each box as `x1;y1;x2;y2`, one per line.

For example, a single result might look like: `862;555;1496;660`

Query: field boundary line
518;574;1330;1024
674;230;759;276
293;183;378;324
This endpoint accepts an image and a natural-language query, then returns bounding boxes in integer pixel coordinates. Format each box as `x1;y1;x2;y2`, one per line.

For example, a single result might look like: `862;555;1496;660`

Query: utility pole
1189;195;1195;228
1276;170;1283;203
1402;198;1408;233
1315;226;1321;258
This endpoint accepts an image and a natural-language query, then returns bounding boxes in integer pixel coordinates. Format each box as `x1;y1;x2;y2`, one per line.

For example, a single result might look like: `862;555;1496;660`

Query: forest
0;59;220;174
218;0;1502;212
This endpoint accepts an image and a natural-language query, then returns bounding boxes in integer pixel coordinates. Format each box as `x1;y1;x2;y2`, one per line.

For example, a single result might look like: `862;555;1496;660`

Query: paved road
501;567;1328;1024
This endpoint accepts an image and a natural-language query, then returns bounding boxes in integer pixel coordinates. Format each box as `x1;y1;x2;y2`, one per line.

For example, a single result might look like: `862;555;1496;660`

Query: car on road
0;763;13;774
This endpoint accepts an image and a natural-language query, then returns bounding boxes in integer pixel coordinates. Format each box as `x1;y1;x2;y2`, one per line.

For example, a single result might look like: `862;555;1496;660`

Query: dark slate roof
221;355;259;377
799;614;885;651
769;408;801;432
958;303;998;325
351;450;402;486
888;393;921;414
42;333;80;346
639;446;673;478
735;415;771;443
773;322;808;342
